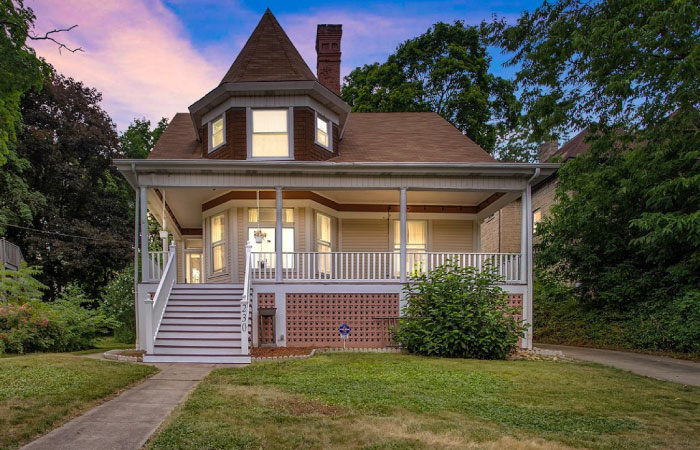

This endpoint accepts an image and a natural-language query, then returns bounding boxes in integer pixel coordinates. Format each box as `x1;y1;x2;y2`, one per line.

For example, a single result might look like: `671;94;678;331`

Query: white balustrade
250;251;522;283
147;251;169;281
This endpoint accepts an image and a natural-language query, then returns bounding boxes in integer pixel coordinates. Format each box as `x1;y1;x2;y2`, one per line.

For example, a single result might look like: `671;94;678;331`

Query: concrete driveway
537;344;700;387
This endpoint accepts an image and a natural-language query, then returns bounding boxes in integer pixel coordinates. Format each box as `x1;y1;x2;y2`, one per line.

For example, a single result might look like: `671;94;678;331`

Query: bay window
394;220;427;275
210;213;226;274
250;108;290;158
316;212;332;274
248;207;294;268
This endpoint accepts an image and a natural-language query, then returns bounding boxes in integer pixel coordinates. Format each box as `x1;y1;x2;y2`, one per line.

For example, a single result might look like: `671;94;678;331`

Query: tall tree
342;21;521;156
9;75;133;299
119;117;168;159
489;0;700;352
0;0;48;234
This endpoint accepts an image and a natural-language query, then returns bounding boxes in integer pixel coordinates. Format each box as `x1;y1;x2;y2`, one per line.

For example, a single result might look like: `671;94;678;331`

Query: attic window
250;108;291;158
315;113;332;150
209;115;225;151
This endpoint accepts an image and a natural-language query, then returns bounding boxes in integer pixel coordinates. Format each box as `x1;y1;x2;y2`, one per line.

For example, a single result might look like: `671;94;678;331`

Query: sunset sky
27;0;539;131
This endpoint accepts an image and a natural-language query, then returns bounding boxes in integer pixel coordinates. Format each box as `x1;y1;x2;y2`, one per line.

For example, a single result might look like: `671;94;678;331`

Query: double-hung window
251;109;290;158
210;213;226;274
315;114;331;150
316;213;332;274
210;115;225;151
393;220;428;275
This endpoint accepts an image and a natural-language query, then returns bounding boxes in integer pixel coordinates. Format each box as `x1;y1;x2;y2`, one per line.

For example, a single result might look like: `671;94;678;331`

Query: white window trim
314;111;333;152
315;212;332;251
209;213;227;275
208;114;226;153
246;107;294;160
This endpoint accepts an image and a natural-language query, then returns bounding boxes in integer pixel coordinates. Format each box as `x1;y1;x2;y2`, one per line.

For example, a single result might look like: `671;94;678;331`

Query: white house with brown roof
115;10;557;363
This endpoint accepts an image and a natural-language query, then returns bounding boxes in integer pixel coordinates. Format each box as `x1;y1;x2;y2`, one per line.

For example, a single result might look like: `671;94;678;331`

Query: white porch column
275;187;283;282
140;187;148;281
520;187;534;349
134;188;140;348
399;187;407;282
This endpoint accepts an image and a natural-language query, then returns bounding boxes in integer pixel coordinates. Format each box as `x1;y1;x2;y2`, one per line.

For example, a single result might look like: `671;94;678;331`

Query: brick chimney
316;24;342;95
538;141;559;162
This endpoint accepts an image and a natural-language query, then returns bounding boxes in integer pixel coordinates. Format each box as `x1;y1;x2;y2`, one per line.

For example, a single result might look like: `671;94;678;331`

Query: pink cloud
29;0;228;130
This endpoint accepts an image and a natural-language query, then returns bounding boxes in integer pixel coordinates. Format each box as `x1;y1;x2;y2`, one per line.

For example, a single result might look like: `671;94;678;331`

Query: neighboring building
480;129;591;253
0;238;23;272
115;10;557;363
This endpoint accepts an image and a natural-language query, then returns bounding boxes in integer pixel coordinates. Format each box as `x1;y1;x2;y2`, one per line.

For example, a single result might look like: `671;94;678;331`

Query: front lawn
0;353;157;450
149;353;700;450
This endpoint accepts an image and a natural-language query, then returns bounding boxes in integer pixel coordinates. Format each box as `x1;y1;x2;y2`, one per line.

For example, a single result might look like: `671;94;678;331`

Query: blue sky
31;0;541;130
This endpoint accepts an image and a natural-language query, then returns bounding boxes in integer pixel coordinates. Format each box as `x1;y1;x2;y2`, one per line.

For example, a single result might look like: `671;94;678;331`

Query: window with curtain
316;115;330;149
394;220;428;275
210;214;226;273
210;115;224;150
248;207;294;223
316;213;332;274
533;208;542;232
251;109;289;158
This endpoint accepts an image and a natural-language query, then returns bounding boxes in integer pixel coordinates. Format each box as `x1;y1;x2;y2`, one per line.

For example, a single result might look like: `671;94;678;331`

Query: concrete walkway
22;362;218;450
537;344;700;387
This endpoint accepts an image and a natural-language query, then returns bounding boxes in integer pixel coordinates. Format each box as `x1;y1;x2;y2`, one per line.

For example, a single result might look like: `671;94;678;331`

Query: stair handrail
145;244;176;354
240;241;253;355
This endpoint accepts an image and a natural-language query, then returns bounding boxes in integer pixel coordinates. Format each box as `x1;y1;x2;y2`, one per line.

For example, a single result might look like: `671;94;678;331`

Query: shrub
394;262;525;359
0;267;117;354
100;266;136;344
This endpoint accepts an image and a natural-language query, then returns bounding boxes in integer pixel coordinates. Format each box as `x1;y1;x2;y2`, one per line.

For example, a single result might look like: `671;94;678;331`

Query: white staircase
143;284;251;363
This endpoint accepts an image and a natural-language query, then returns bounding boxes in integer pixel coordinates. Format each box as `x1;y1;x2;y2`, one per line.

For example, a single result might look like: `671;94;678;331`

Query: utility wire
0;221;134;247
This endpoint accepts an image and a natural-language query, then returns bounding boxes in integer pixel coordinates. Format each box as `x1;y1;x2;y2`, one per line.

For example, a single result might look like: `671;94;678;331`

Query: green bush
394;262;525;359
0;266;117;354
100;266;136;344
533;272;700;356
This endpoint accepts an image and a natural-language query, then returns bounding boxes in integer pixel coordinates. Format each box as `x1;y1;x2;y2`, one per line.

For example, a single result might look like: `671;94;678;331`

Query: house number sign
240;302;248;332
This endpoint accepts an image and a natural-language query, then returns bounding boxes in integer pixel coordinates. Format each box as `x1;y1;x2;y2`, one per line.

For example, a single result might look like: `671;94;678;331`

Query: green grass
0;353;157;450
70;335;134;355
148;353;700;450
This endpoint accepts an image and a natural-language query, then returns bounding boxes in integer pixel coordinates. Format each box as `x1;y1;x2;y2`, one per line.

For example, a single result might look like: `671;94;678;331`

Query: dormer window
209;115;225;151
315;113;332;150
249;108;292;159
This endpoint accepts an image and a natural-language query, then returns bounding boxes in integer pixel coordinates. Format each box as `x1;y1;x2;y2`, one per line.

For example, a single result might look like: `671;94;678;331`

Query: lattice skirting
286;293;399;347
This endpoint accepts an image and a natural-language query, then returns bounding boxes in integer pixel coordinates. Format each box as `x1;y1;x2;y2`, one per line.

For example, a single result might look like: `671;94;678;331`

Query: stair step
163;314;242;321
161;318;240;325
159;324;240;332
166;306;241;313
157;331;241;339
143;354;250;364
168;295;242;301
155;338;242;347
168;300;240;305
153;346;242;355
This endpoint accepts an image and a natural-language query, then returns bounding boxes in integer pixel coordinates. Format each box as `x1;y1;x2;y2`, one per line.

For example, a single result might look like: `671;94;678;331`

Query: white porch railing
147;250;169;282
250;251;522;283
240;241;253;355
142;245;176;354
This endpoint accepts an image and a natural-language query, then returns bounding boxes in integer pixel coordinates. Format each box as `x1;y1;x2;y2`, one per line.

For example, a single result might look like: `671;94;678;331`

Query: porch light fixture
254;190;266;244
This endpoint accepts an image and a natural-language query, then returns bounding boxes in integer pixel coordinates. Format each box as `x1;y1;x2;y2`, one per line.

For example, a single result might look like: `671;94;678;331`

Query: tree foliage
342;21;521;155
490;0;700;352
120;117;168;159
6;75;133;300
0;0;51;234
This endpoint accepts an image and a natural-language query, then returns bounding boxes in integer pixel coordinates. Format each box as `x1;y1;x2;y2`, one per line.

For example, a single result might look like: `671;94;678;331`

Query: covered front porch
118;160;555;357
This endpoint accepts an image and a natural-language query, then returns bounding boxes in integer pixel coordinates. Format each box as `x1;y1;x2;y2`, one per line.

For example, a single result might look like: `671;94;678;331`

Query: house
115;10;557;363
0;238;23;272
480;129;591;253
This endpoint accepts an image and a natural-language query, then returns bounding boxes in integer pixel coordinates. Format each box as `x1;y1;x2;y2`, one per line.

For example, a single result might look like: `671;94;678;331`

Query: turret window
209;115;225;151
315;113;332;151
250;108;291;158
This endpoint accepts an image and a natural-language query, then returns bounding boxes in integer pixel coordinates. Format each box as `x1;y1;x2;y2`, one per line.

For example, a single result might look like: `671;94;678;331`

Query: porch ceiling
150;188;502;231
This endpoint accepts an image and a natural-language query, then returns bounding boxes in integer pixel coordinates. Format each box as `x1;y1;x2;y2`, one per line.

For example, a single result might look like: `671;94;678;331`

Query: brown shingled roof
553;128;591;161
148;113;200;159
332;112;495;163
220;9;316;84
